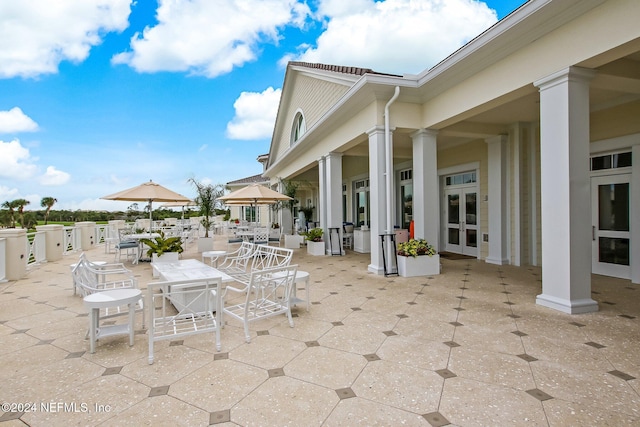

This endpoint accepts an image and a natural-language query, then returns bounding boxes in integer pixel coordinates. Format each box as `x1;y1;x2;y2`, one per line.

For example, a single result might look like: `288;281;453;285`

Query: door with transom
444;185;478;257
591;174;630;279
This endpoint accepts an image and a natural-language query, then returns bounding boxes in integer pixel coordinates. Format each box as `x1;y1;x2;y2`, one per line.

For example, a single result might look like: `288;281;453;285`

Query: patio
0;237;638;426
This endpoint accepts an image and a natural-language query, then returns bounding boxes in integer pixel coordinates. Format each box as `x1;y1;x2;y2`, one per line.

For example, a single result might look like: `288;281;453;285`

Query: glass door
591;174;630;279
444;187;478;256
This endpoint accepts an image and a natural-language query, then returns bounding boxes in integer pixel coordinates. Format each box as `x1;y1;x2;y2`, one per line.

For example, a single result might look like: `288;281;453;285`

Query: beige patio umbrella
161;200;197;219
102;180;191;225
219;184;292;222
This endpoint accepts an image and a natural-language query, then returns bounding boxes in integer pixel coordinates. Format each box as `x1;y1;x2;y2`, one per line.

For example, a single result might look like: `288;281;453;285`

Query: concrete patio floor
0;236;638;426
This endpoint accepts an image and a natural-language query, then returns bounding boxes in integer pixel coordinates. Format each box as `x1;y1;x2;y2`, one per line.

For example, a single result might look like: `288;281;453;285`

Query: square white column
326;152;344;254
367;127;387;274
411;129;439;249
486;135;509;265
318;156;327;231
534;67;598;314
632;145;640;284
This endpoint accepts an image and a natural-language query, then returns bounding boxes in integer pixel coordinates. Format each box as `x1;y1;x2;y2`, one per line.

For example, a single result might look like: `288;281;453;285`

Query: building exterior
226;154;273;226
263;0;640;313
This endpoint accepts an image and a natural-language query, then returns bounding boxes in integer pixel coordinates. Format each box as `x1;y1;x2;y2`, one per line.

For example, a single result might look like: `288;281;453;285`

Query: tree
272;179;300;234
14;199;30;228
40;197;57;225
1;200;19;228
189;178;225;238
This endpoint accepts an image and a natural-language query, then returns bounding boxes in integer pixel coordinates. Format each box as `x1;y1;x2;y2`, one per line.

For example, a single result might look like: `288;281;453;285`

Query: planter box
151;252;180;278
397;254;440;277
197;237;214;252
306;240;325;256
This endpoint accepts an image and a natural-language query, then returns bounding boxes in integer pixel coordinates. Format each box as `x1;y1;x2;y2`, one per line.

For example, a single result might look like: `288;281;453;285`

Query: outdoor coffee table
201;250;228;268
272;270;310;311
83;289;142;353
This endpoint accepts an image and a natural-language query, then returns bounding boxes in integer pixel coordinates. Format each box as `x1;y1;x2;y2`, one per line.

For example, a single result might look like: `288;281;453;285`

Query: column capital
326;151;343;160
410;128;438;140
485;134;508;145
534;66;596;90
367;126;385;137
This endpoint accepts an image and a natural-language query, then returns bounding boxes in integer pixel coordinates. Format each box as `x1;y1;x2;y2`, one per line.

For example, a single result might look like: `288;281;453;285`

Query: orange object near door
409;220;414;239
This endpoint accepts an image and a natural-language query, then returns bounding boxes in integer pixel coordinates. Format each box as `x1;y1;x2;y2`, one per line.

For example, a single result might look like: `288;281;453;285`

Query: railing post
0;238;6;282
76;221;97;251
36;224;65;262
0;229;28;280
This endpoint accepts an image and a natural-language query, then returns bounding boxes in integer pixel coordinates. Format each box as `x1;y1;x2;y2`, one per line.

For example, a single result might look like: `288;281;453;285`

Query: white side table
273;270;310;311
202;250;227;268
83;289;142;353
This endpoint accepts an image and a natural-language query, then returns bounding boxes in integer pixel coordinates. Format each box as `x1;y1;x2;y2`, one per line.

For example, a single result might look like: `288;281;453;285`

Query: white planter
397;254;440;277
197;237;214;252
306;240;325;256
151;252;180;278
284;234;302;249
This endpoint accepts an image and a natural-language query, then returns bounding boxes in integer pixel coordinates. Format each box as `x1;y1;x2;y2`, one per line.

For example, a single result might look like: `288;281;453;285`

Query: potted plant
396;238;440;277
303;227;325;256
140;231;184;277
189;178;224;252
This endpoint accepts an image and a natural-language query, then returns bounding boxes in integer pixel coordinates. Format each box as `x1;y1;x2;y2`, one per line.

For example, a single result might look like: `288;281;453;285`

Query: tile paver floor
0;237;638;426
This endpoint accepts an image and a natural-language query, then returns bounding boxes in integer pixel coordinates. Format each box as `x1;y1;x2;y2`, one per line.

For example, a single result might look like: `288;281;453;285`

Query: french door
591;174;630;279
444;187;478;256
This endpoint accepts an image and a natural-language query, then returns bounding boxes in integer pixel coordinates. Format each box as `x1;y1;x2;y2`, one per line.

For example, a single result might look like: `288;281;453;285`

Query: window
445;172;476;186
590;152;632;171
354;179;370;227
399;169;412;229
290;112;306;145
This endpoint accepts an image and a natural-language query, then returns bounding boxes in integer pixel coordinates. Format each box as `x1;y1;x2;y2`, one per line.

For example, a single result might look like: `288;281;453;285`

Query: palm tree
14;199;30;228
189;179;225;238
1;200;20;228
40;197;57;225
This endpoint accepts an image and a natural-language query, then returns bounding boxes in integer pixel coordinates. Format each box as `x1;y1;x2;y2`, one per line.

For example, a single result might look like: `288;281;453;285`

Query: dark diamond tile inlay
443;341;460;348
608;370;636;381
257;330;269;336
169;340;184;346
351;307;362;311
364;353;381;362
336;387;356;400
103;366;122;376
619;314;636;320
449;322;463;327
65;351;85;359
149;385;170;397
331;321;344;326
214;352;229;361
268;368;285;378
511;330;528;337
396;314;409;319
436;369;457;379
569;322;586;327
382;330;397;336
210;409;231;425
423;411;450;427
305;341;320;347
526;388;553;401
507;314;521;319
517;353;538;362
585;341;606;349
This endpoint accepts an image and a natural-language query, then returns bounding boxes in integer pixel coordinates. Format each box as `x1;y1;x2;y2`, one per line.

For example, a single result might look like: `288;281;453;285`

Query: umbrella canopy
219;184;292;205
219;184;292;223
102;180;191;226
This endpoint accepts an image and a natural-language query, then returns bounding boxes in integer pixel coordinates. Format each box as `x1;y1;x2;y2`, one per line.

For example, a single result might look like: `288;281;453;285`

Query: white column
534;66;598;314
411;129;439;249
486;135;509;265
631;145;640;284
318;156;327;233
326;152;344;254
368;126;387;274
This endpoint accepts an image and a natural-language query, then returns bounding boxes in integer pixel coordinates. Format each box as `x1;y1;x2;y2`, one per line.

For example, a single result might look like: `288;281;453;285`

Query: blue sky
0;0;526;212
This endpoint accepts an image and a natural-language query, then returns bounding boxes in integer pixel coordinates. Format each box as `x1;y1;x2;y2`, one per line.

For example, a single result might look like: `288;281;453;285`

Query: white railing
64;226;81;254
0;238;6;282
26;231;47;268
95;224;109;245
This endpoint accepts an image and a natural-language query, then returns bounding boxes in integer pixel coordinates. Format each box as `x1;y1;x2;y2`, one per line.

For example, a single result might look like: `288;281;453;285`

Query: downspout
384;86;400;234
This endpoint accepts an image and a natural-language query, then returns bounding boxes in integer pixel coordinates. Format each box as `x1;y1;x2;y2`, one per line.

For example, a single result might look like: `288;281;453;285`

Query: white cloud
112;0;311;77
289;0;498;75
0;0;131;78
226;87;281;140
40;166;71;186
0;107;39;133
0;139;39;180
0;185;20;202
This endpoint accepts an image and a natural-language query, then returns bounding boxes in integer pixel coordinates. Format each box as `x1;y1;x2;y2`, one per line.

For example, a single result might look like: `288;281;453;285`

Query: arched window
290;112;306;145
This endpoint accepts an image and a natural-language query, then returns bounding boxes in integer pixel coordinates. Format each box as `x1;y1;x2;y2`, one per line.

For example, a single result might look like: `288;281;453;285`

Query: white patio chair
253;227;269;245
343;223;354;250
147;278;222;364
115;229;140;264
221;264;298;343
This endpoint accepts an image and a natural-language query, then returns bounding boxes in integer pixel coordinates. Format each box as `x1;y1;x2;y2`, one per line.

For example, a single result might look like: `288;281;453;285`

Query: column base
485;257;508;265
536;293;599;314
368;264;385;275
